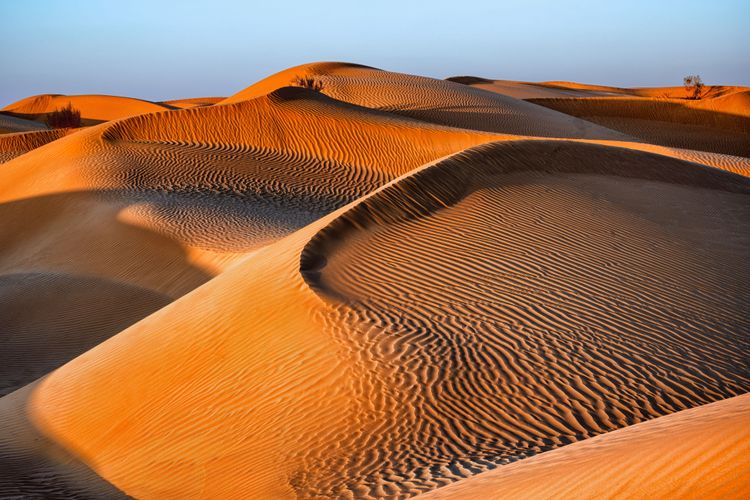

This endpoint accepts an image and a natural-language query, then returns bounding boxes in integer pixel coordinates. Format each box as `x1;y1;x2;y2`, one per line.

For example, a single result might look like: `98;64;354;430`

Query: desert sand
0;62;748;498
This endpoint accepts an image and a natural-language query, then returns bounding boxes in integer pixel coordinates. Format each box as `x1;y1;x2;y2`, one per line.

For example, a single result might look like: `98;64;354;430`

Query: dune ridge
222;62;632;139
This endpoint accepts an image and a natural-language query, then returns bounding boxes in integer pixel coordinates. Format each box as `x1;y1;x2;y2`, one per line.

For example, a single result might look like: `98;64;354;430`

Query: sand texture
0;62;748;499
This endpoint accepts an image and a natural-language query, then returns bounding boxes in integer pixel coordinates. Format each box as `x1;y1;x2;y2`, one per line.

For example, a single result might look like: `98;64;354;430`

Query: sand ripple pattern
82;87;499;251
299;141;750;497
0;129;69;163
223;62;630;140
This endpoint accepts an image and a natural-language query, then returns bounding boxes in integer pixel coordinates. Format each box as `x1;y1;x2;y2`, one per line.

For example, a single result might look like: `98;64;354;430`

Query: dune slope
222;62;630;139
531;96;750;156
418;394;750;499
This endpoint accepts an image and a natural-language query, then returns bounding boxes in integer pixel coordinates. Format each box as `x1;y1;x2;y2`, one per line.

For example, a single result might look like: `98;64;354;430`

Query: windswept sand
222;62;631;139
0;62;748;498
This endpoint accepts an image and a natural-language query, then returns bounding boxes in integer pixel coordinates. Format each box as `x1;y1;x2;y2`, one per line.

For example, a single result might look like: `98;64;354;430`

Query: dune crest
222;62;631;139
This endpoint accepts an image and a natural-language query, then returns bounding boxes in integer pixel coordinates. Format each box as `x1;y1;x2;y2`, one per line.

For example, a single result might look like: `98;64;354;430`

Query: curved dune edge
417;394;750;499
8;140;745;498
0;87;506;404
2;94;173;123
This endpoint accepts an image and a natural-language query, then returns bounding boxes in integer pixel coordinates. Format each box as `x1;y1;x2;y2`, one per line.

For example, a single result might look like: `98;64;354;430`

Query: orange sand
0;62;748;498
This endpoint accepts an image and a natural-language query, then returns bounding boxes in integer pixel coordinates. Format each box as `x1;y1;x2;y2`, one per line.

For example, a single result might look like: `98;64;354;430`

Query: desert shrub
683;75;704;100
445;76;494;85
45;103;81;128
292;76;324;92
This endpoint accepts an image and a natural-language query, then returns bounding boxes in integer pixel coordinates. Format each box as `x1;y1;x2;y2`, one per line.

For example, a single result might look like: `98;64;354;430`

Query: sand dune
452;76;750;155
1;62;748;498
222;62;630;139
445;77;622;98
419;394;750;499
536;82;748;99
530;96;750;156
2;94;173;124
450;78;749;100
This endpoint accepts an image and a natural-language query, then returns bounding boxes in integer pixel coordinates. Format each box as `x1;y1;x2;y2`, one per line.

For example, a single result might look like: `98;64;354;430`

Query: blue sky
1;0;748;106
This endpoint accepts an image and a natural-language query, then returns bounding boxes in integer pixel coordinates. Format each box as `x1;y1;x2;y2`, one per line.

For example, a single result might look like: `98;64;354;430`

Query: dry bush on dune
45;103;81;128
445;76;494;85
684;74;705;100
292;75;325;92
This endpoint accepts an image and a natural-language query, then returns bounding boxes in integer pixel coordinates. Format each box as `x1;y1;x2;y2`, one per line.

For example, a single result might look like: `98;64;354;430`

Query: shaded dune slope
588;140;750;177
537;82;749;100
419;394;750;499
455;78;750;157
0;112;49;134
4;140;747;498
222;62;629;139
0;128;71;163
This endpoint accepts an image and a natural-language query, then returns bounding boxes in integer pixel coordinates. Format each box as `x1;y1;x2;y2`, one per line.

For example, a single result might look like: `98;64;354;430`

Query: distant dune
2;94;173;124
0;62;748;498
161;97;226;109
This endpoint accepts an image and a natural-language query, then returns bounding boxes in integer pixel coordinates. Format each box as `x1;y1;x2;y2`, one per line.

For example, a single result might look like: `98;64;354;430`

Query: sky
1;0;749;106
